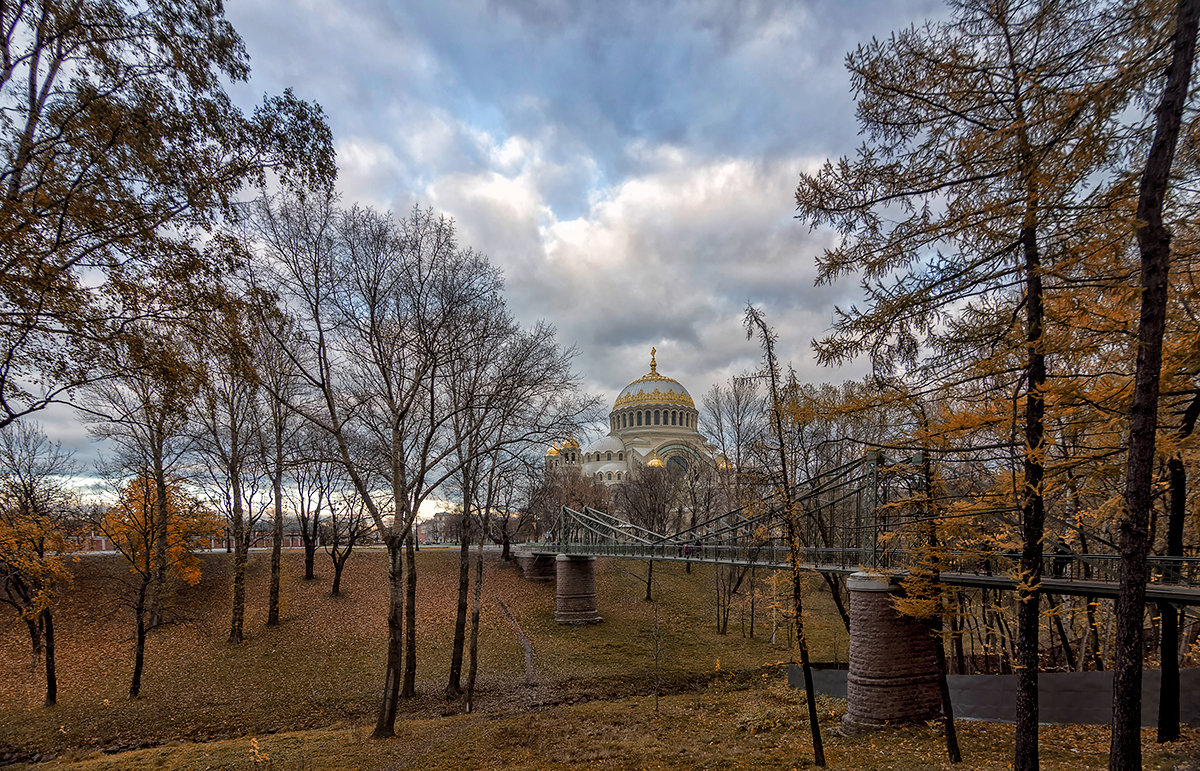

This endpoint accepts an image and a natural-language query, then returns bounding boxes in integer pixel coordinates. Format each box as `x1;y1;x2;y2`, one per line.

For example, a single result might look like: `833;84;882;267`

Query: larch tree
746;305;825;767
1110;0;1200;765
793;3;1154;765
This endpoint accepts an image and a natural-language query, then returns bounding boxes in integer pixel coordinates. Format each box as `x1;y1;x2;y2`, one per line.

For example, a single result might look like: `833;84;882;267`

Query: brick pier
843;571;941;731
555;555;602;624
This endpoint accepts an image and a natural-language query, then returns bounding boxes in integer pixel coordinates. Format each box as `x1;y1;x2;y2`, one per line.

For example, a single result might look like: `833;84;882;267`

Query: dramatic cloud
50;1;953;469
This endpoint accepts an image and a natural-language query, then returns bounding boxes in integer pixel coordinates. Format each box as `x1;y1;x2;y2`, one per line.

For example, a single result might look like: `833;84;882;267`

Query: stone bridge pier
554;554;602;624
843;572;941;731
514;553;556;581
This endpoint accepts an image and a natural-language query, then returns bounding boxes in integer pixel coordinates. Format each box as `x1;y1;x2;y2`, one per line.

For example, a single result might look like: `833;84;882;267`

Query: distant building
417;510;460;544
546;348;717;485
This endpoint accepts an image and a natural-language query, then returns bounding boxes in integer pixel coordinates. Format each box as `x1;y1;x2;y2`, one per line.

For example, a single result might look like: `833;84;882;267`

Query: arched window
606;451;612;461
671;411;677;425
654;410;660;425
618;452;623;461
606;472;612;480
622;414;627;428
617;472;622;480
637;411;643;426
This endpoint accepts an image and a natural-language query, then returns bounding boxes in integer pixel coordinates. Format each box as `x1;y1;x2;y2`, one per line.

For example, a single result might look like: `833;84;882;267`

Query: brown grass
0;549;834;762
3;549;1195;769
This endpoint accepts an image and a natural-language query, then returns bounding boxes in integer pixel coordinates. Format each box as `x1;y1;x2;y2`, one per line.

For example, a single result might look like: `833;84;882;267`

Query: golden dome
646;452;665;469
613;347;695;410
546;446;560;456
561;437;580;450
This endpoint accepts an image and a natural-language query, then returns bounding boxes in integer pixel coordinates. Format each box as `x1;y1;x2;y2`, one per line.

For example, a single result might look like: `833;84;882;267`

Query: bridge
513;450;1200;730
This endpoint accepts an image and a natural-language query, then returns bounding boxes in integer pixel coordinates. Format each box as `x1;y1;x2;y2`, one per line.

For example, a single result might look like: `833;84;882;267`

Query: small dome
613;348;694;410
584;435;625;455
646;452;665;469
546;446;560;456
561;437;580;450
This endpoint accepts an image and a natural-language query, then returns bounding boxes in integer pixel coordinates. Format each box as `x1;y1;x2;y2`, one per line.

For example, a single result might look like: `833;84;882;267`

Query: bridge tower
842;572;941;731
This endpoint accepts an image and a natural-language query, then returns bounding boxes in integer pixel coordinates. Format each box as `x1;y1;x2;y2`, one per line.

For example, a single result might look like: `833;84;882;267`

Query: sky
225;0;947;396
45;0;950;469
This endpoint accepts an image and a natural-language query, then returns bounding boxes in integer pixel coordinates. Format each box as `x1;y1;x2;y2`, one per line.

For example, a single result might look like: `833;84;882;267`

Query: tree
0;0;334;428
80;327;198;628
1111;1;1200;765
746;306;825;767
444;316;589;700
0;422;76;707
325;489;372;597
246;195;588;736
793;3;1160;765
97;475;220;698
253;308;303;625
192;292;267;645
615;464;684;602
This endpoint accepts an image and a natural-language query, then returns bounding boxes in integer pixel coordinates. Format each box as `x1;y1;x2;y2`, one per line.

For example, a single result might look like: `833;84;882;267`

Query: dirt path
495;598;540;706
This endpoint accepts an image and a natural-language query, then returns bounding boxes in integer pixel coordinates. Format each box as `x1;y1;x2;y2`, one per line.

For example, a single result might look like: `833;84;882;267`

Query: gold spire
650;346;657;375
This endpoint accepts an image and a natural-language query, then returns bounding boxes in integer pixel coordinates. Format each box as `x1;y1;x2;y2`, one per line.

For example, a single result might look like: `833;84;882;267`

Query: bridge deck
528;543;1200;605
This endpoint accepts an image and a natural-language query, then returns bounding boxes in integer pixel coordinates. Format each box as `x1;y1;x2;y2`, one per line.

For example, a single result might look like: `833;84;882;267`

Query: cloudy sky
42;0;952;468
221;0;946;403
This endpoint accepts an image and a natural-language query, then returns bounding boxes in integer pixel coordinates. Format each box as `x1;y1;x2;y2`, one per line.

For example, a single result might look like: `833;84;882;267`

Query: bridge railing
528;540;1200;590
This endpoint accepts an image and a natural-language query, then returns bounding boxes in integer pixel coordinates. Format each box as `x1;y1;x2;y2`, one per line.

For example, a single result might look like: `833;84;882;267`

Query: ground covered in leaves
1;549;1197;768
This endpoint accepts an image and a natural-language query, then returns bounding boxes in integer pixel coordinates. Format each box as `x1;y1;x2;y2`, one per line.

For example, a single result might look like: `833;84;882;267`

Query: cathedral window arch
606;472;612;480
654;410;660;425
618;452;624;461
616;472;622;480
671;411;677;426
606;451;612;461
637;411;642;426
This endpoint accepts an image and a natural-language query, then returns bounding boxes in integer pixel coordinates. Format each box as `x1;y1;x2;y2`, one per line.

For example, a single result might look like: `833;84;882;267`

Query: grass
2;548;1196;769
0;549;834;761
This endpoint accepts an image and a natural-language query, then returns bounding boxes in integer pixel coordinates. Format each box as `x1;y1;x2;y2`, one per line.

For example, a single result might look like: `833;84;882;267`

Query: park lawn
0;548;838;761
16;681;1200;769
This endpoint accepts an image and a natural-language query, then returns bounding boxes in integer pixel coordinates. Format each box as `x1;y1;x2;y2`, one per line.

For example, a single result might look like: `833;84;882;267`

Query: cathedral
546;348;717;485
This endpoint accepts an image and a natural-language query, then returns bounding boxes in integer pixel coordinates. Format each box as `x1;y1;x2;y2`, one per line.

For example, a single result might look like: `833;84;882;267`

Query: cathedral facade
545;349;717;485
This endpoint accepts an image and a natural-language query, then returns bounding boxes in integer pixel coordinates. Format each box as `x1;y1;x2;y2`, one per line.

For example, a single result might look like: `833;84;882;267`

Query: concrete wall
791;665;1200;726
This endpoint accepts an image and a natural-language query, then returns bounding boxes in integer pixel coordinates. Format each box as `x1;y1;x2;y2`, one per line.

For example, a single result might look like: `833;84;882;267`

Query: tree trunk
268;461;284;626
1047;594;1078;671
41;609;55;707
935;617;962;763
372;539;404;738
1159;449;1189;741
1112;3;1199;767
331;554;346;597
402;534;417;698
149;453;170;629
130;585;147;699
645;559;654;602
304;541;316;580
447;516;471;699
1015;217;1046;771
465;531;486;712
228;523;247;644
